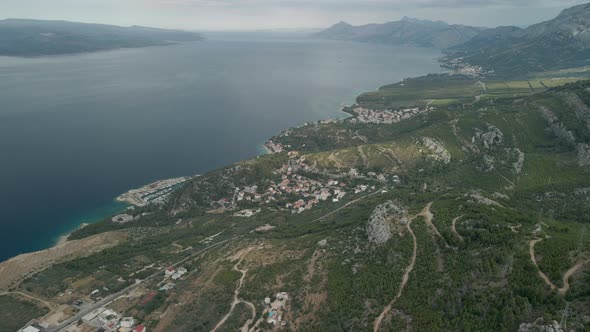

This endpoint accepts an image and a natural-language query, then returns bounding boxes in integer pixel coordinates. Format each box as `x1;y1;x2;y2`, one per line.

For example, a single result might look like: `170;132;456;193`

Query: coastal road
49;236;238;332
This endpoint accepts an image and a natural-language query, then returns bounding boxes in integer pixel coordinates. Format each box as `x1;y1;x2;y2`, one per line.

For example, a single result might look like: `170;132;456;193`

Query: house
134;324;147;332
21;327;41;332
120;317;135;328
171;267;187;280
159;283;175;291
165;267;175;277
18;323;46;332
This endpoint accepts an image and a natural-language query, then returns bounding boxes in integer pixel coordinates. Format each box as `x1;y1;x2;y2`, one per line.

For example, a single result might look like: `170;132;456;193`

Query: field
356;73;585;109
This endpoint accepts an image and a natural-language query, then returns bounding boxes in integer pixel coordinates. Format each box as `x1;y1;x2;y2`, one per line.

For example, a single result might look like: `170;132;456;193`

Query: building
134;324;147;332
159;283;175;291
18;323;46;332
120;317;135;328
165;267;175;277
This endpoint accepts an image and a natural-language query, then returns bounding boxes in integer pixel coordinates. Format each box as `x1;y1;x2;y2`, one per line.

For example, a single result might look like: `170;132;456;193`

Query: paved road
311;190;383;223
50;236;237;332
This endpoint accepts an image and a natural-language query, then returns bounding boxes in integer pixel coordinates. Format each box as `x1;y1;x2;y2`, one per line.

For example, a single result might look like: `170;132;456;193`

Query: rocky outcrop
539;106;576;145
518;318;569;332
559;92;590;130
577;143;590;166
481;154;495;172
473;123;503;149
511;148;525;174
465;191;503;207
420;137;451;164
539;106;590;167
367;201;407;245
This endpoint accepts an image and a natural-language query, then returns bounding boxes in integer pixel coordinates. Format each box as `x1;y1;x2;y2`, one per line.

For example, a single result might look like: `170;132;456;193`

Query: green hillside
6;75;587;331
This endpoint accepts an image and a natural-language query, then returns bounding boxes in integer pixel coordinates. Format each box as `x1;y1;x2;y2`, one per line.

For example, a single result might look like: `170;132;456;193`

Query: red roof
134;324;146;332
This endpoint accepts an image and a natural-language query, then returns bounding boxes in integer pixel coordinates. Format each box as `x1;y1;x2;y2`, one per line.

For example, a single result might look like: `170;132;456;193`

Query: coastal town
209;151;393;216
441;56;493;77
348;106;431;124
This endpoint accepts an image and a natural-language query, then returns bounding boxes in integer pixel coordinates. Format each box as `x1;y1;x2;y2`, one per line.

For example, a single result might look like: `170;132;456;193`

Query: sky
0;0;588;31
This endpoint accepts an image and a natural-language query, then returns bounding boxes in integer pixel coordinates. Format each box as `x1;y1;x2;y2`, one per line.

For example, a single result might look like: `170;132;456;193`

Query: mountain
446;2;590;76
4;71;590;331
0;19;203;56
313;17;486;49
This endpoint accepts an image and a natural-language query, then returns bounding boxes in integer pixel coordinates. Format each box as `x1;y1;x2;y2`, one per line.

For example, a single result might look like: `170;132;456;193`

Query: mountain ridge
0;19;203;56
444;2;590;76
313;17;486;49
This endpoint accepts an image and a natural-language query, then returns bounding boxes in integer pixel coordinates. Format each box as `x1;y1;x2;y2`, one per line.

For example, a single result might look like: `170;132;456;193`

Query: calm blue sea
0;33;442;261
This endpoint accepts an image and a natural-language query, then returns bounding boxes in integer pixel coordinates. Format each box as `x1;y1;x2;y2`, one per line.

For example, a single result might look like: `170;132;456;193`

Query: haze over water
0;34;442;262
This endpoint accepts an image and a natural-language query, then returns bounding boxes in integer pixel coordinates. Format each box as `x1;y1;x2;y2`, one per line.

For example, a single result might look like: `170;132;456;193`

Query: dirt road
451;216;464;242
0;291;54;312
212;247;257;332
373;203;432;332
529;238;590;295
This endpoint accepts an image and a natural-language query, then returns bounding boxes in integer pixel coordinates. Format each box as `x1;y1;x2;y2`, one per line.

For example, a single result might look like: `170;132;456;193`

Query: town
210;151;395;216
348;106;430;124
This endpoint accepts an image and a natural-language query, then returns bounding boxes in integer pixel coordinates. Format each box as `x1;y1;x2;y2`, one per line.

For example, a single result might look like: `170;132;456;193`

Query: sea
0;32;442;262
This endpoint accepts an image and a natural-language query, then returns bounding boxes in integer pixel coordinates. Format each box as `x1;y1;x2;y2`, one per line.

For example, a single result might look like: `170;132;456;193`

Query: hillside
445;2;590;76
313;17;485;49
3;72;590;331
0;19;203;56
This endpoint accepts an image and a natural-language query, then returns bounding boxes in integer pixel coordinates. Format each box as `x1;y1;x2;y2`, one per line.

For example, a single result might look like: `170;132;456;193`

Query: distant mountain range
316;2;590;77
312;17;485;49
444;2;590;76
0;19;203;56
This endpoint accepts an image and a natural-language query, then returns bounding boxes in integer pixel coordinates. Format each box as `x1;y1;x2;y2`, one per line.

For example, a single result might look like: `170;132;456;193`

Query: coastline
46;200;129;251
55;223;89;246
9;85;394;262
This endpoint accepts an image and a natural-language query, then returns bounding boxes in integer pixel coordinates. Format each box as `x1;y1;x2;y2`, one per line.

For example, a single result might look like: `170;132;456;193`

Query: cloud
151;0;583;9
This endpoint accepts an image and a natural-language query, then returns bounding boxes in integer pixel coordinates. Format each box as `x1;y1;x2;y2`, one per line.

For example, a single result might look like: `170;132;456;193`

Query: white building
120;317;135;328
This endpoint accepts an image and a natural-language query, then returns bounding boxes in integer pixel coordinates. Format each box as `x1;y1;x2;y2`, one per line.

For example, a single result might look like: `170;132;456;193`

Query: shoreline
55;223;89;246
50;102;355;250
7;83;386;263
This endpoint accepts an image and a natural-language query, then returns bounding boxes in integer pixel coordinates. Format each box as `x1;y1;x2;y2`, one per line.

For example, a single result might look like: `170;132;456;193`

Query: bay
0;34;442;261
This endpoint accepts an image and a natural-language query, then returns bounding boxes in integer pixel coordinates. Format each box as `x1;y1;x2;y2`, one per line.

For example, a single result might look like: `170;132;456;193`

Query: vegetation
7;72;590;331
0;295;48;331
0;19;203;56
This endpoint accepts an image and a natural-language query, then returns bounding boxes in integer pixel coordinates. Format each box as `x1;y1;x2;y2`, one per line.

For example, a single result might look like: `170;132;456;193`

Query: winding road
373;202;433;332
529;238;590;295
212;247;257;332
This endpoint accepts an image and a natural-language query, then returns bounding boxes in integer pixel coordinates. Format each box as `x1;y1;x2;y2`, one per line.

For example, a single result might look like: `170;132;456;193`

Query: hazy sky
0;0;587;31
